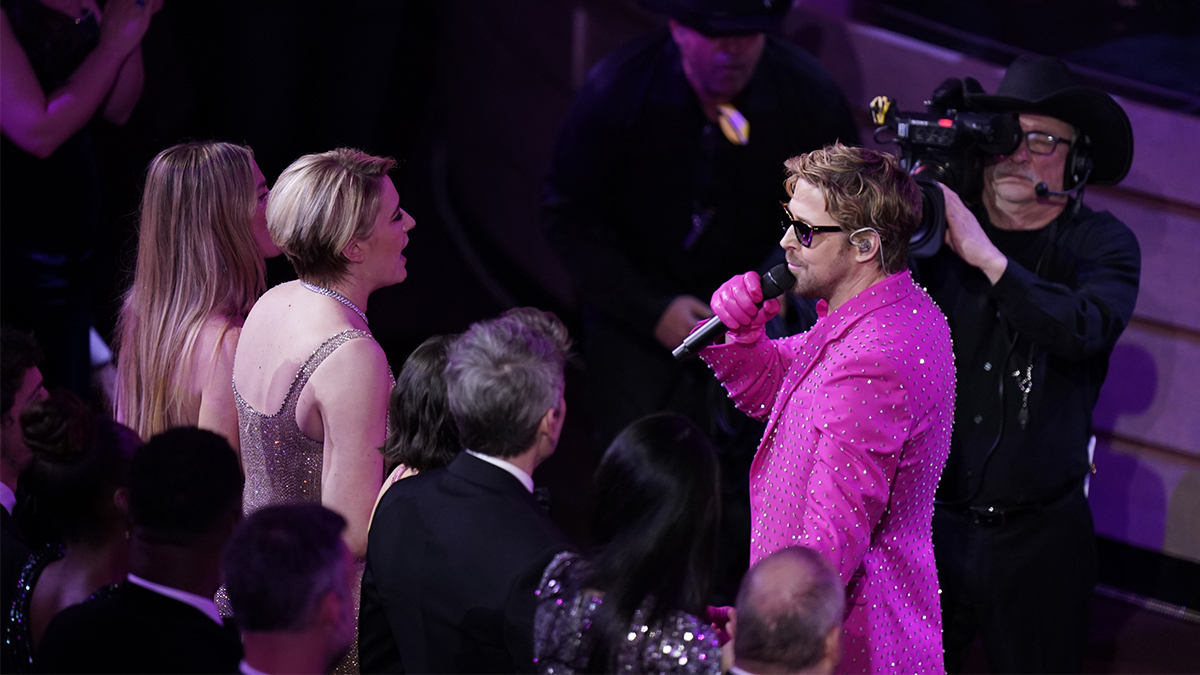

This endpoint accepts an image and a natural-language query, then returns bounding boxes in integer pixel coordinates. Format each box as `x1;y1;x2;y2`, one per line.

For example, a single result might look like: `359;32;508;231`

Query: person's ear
667;19;685;45
537;392;567;446
342;238;365;264
538;399;566;437
726;606;737;643
112;487;130;517
304;586;343;634
850;230;880;264
112;487;131;536
823;624;842;672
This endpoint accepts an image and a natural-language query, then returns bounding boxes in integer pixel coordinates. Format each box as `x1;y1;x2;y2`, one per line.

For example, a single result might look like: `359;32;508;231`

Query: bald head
733;547;844;674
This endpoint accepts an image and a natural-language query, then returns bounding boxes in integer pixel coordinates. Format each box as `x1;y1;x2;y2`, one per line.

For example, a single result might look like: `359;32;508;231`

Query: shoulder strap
276;329;375;416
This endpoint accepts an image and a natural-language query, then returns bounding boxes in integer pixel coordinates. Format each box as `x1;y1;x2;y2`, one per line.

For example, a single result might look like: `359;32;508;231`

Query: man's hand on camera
654;295;714;350
939;183;1008;284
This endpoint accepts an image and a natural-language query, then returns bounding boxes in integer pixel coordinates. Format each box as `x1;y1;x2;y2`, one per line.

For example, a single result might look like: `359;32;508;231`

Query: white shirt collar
464;449;534;493
0;482;15;515
240;659;269;675
730;666;758;675
126;573;224;625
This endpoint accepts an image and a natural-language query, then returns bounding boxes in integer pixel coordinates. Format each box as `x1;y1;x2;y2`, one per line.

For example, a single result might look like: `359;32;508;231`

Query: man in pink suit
701;144;955;674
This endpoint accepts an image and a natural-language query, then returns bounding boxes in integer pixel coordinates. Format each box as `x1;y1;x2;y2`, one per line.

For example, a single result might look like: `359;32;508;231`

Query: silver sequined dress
533;552;721;674
232;328;384;674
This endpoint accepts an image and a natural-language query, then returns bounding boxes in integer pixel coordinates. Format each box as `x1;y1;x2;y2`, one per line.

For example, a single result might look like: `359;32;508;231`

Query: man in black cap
544;0;858;602
915;55;1140;673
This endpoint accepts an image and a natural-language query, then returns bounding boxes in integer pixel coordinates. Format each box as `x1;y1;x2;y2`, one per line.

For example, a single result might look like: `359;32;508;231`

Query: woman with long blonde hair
114;141;279;448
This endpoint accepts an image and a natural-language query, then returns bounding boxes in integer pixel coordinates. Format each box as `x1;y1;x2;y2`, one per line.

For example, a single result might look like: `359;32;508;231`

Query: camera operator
915;56;1139;673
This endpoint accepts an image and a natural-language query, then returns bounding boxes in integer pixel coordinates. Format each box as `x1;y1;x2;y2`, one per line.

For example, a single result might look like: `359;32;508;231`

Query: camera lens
909;175;947;259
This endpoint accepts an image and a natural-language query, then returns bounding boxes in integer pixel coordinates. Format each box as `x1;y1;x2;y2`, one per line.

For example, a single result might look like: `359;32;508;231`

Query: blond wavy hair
114;141;266;440
784;144;921;274
266;148;396;287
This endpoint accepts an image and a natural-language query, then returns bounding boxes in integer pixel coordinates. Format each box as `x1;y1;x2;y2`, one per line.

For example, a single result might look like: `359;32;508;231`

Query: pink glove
706;605;733;646
710;271;780;344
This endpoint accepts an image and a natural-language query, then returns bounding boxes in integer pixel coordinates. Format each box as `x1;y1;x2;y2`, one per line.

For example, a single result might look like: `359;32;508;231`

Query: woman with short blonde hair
266;148;395;286
231;147;415;673
114;141;278;447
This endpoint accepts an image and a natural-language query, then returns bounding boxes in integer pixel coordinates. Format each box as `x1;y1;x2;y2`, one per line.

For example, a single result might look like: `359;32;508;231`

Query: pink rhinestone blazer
702;270;955;674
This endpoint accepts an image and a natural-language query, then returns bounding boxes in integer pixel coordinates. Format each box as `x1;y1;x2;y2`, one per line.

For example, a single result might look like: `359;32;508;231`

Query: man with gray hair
730;546;844;675
222;504;356;675
360;308;573;674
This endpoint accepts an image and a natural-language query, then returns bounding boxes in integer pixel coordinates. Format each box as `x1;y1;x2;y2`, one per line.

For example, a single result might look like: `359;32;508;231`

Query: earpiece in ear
848;227;880;258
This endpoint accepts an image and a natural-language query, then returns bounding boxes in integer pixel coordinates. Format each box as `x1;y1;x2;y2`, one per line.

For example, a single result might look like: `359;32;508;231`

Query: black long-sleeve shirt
545;29;860;339
917;202;1141;506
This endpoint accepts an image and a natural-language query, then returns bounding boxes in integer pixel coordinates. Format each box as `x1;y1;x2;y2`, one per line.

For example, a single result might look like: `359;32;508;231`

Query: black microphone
1034;182;1083;198
672;263;796;361
1034;167;1091;198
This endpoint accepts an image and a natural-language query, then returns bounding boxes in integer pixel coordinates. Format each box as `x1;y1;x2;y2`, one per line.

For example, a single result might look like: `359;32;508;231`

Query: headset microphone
1033;181;1085;198
1034;165;1092;199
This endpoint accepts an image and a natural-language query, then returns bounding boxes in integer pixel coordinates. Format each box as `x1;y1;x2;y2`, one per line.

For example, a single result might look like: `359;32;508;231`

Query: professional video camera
870;78;1022;257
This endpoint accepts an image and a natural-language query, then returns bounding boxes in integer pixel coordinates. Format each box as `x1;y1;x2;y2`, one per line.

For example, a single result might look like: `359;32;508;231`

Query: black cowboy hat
640;0;790;35
966;55;1133;185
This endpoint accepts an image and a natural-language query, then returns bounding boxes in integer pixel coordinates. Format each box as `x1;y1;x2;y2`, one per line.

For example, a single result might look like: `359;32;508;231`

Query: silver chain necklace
301;281;369;326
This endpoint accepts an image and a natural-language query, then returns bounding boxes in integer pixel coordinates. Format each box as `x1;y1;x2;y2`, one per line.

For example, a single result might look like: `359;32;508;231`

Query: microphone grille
760;264;796;300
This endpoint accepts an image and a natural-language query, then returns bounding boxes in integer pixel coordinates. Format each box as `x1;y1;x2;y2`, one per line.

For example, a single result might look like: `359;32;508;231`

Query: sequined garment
533;552;721;674
3;545;61;672
232;328;382;675
701;271;955;675
4;545;119;673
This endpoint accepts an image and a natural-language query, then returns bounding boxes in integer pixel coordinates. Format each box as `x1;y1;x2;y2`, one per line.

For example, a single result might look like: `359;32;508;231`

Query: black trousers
934;486;1097;674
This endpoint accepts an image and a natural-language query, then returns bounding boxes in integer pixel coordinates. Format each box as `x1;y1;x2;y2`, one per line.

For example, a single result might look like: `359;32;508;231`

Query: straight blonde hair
114;141;266;440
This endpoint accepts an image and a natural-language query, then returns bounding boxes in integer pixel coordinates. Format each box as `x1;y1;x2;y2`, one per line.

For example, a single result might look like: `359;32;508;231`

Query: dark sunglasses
780;202;842;247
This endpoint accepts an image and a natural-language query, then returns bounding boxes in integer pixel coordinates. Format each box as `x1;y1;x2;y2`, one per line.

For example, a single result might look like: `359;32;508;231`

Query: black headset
1035;128;1093;198
1063;129;1093;190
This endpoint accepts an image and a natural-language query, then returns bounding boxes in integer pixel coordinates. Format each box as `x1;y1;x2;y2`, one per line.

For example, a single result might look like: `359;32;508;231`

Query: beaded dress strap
234;329;375;419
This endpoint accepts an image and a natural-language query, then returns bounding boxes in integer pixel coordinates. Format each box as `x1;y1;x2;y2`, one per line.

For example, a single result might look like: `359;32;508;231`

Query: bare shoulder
196;314;243;365
308;333;391;419
317;334;390;383
241;280;305;331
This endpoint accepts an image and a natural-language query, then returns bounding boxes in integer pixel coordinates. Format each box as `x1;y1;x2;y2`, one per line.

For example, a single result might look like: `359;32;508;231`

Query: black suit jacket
360;452;571;674
34;581;243;674
2;507;32;674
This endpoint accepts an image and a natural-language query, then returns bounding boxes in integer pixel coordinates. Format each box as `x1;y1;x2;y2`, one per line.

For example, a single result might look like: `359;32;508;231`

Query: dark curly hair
18;391;142;546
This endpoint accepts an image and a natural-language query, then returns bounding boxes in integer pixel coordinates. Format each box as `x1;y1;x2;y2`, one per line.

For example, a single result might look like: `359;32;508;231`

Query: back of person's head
584;413;721;673
17;391;141;547
222;504;352;647
784;143;920;274
444;308;571;459
267;148;396;287
130;427;243;544
116;141;265;441
132;141;265;316
1;325;42;421
734;546;844;674
379;335;460;473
